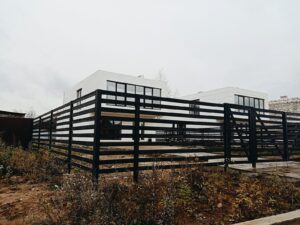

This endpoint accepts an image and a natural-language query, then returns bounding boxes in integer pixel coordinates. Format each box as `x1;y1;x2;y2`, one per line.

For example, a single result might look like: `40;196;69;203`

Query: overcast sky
0;0;299;115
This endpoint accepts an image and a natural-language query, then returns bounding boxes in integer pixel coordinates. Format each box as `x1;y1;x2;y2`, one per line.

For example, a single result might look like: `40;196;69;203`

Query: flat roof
0;110;25;117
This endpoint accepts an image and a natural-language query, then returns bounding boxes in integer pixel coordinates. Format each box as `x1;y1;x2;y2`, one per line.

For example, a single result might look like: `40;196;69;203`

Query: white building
63;69;168;143
63;70;168;103
181;87;268;110
62;71;269;143
167;87;269;142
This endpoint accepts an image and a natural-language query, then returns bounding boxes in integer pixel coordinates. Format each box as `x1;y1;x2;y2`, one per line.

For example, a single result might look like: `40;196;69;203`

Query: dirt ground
0;177;52;225
0;174;230;225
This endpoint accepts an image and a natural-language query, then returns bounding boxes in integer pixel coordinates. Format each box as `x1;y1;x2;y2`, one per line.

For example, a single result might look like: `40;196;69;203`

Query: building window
238;96;244;106
116;83;125;106
100;119;122;140
127;84;135;103
259;99;264;109
235;94;265;110
153;88;161;109
106;80;161;109
107;81;116;101
136;85;144;104
76;88;82;105
189;99;200;115
250;98;254;107
235;95;239;105
145;87;153;107
255;99;259;108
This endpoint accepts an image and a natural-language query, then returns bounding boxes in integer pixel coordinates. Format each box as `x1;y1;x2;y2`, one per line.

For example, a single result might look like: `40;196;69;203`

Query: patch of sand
0;177;52;225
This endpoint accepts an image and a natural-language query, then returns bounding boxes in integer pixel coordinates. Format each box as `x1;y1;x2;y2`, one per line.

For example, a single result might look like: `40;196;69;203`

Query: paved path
226;161;300;180
234;209;300;225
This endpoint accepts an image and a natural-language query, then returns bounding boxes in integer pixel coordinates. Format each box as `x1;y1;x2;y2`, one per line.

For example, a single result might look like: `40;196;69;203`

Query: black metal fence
32;90;300;182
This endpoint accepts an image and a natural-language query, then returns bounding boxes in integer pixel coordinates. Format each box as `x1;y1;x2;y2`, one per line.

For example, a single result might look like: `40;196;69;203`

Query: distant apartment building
269;96;300;113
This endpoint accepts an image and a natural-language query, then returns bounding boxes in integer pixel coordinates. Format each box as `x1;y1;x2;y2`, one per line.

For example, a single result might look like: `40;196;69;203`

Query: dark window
100;119;122;140
106;81;161;109
177;122;186;139
189;99;200;115
76;88;82;105
235;95;265;110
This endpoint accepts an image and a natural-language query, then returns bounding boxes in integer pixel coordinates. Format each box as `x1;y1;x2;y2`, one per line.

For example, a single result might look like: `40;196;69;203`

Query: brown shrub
35;166;300;225
0;146;64;184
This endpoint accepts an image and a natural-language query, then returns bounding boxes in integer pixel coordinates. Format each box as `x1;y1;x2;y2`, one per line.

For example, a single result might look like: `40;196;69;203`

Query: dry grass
1;146;300;225
35;166;300;225
0;145;64;184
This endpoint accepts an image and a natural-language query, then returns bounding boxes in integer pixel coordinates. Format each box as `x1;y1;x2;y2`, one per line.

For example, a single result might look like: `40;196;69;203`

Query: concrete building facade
269;96;300;113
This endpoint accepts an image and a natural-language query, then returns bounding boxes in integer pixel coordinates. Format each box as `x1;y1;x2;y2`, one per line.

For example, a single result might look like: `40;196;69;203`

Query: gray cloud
0;0;299;114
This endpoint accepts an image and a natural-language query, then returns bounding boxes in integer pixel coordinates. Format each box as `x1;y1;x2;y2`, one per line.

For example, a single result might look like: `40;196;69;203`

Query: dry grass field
0;146;300;225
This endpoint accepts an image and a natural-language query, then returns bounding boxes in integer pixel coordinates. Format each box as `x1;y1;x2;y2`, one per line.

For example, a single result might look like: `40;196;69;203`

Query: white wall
63;70;168;103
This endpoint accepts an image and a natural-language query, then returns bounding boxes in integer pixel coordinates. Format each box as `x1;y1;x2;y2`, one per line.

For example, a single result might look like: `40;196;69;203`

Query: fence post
67;102;74;173
49;111;53;150
248;108;257;168
133;96;140;182
38;116;41;150
92;90;102;184
223;103;231;171
282;112;289;161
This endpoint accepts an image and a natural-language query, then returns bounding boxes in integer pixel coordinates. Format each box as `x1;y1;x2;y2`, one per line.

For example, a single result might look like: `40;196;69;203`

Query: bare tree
25;109;36;118
156;68;179;97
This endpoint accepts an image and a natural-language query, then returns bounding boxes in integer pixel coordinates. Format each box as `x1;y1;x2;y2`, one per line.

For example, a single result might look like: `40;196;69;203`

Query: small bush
0;146;14;177
0;146;64;184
